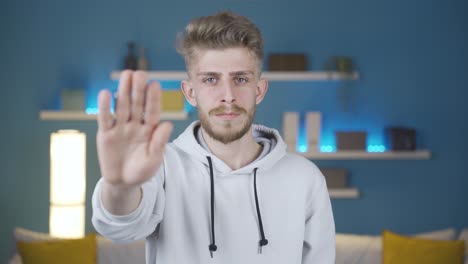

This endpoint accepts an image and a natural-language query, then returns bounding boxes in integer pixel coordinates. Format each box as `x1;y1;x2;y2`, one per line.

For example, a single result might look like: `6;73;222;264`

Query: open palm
96;71;173;187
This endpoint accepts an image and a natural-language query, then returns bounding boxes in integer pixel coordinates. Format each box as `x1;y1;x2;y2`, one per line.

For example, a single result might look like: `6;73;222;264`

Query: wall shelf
329;188;360;199
301;150;431;160
39;110;188;121
110;71;359;82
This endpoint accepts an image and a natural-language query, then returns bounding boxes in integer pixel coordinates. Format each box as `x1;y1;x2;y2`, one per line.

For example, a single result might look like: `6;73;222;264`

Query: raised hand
97;70;173;190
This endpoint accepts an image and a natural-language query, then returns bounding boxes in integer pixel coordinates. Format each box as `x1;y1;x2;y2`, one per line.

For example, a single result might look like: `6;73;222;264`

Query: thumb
149;122;174;156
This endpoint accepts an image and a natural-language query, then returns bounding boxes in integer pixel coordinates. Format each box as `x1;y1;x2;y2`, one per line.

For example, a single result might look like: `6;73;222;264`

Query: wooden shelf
329;188;360;199
110;71;359;82
301;150;431;160
39;110;188;121
262;71;359;81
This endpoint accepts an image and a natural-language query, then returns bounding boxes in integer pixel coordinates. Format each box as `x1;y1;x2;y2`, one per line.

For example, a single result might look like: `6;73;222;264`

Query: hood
172;121;287;175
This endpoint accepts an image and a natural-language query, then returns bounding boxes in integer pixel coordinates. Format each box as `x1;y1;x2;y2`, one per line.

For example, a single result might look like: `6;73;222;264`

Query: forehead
190;47;259;74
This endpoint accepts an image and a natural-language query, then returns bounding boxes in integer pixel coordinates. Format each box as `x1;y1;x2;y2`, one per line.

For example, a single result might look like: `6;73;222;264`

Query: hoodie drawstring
253;167;269;253
207;156;217;258
206;157;269;257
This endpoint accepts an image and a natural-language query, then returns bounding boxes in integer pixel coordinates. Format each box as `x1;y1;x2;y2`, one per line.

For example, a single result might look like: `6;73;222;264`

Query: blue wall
1;0;467;261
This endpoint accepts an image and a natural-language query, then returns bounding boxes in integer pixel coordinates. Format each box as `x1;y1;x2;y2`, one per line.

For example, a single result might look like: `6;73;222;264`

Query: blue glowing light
320;145;335;152
367;145;386;152
298;144;308;153
86;108;98;115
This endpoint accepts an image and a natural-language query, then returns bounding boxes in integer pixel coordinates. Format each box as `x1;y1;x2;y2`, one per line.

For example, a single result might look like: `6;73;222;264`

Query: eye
235;77;248;84
203;77;217;85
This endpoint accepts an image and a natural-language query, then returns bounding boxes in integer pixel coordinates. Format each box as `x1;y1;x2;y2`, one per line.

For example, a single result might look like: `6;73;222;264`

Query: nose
220;81;236;104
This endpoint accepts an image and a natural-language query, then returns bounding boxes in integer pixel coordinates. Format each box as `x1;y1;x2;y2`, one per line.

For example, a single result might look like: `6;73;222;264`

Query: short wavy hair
176;11;264;74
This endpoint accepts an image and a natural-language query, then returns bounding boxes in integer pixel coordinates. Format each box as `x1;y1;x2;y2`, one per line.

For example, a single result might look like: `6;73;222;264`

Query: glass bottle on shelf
124;42;137;70
138;47;149;71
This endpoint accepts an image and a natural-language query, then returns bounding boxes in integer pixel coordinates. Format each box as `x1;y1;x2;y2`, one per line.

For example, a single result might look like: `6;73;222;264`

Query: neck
201;127;262;170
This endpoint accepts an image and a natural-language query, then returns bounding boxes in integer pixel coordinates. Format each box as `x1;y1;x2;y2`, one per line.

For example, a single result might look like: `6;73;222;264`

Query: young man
92;11;335;264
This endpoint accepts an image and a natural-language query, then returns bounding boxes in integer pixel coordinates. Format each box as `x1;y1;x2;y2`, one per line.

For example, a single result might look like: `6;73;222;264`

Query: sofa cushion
458;229;468;264
12;227;145;264
336;233;380;264
335;228;457;264
96;236;145;264
382;230;465;264
16;233;96;264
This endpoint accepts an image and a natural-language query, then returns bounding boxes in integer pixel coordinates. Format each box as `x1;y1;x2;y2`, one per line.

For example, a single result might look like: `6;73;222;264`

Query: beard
199;104;255;144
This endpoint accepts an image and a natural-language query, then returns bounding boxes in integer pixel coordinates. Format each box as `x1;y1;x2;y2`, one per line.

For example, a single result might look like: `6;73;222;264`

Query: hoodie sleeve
91;165;165;242
302;171;336;263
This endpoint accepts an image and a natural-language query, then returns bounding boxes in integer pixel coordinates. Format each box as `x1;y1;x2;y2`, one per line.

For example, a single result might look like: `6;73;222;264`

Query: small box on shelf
335;131;367;151
384;127;416;151
320;168;348;189
61;89;85;111
268;53;308;71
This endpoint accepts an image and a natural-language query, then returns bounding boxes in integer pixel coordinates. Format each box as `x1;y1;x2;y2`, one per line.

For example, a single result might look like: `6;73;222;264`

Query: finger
131;71;148;123
97;89;113;131
149;122;173;156
115;70;133;124
143;81;162;128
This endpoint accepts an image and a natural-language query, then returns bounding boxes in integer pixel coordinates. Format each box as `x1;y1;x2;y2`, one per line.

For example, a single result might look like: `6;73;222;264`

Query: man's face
182;47;267;144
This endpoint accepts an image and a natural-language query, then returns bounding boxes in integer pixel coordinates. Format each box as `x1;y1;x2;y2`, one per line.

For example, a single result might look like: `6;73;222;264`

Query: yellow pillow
383;230;465;264
17;233;97;264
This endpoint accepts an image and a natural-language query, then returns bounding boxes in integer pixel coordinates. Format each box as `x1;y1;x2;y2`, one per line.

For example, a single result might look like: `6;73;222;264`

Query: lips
216;112;239;116
215;112;240;120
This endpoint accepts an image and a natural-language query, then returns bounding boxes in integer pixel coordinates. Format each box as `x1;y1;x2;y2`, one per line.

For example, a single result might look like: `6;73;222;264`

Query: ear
181;80;197;107
255;78;268;105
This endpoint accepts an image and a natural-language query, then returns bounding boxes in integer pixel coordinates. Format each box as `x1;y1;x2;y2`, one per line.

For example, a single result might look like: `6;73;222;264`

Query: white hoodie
92;122;335;264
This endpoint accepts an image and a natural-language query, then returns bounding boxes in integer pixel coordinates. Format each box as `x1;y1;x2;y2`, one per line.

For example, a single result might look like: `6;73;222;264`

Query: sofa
336;228;467;264
10;227;468;264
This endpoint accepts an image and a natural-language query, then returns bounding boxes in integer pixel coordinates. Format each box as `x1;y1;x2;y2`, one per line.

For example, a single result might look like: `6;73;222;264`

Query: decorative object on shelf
320;168;348;189
61;89;85;111
325;56;354;74
335;131;367;151
384;127;416;151
124;42;138;70
336;57;353;73
50;130;86;238
305;112;321;154
282;112;299;152
267;53;308;71
138;47;149;71
162;90;185;112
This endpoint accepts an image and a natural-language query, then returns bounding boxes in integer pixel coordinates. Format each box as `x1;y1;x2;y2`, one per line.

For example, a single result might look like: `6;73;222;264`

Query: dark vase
124;42;137;70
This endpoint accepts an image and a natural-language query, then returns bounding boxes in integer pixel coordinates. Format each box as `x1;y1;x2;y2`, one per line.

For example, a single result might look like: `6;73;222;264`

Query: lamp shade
49;130;86;238
50;130;86;205
50;205;85;238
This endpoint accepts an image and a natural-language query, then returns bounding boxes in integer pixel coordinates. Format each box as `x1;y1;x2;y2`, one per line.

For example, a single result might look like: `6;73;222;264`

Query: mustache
209;105;247;115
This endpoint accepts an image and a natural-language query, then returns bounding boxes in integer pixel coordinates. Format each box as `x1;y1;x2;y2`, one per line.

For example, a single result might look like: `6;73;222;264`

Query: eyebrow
196;71;255;77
